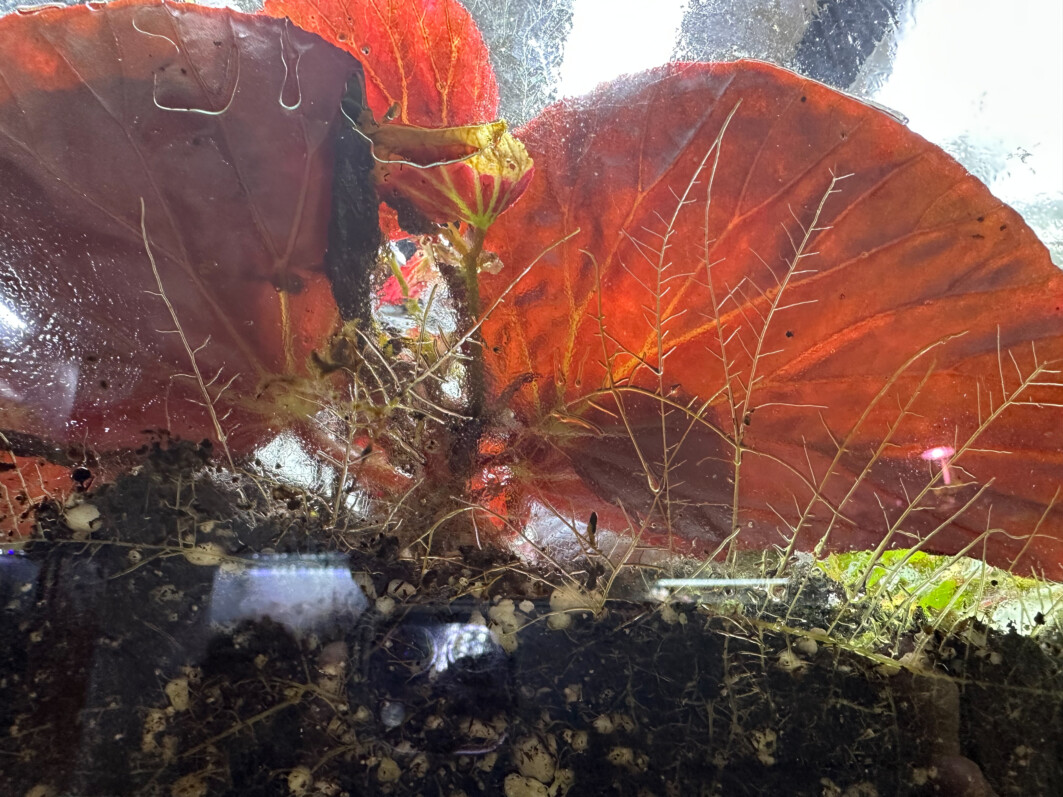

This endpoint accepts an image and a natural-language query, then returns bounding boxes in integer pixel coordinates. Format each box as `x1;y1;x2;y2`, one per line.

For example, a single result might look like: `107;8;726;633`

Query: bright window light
558;0;688;97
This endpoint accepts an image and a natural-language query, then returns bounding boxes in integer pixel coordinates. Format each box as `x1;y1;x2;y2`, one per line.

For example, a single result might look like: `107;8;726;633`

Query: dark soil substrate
1;443;1061;796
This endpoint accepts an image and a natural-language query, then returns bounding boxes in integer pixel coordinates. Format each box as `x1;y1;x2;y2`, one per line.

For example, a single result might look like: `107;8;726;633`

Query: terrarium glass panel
0;1;1060;795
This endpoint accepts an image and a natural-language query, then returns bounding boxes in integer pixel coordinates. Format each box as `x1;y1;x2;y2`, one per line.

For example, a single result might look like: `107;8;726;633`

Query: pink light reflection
920;445;956;485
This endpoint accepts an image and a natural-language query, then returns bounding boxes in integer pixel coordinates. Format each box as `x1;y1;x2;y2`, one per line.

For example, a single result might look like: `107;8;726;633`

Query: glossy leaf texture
480;62;1063;577
0;0;363;459
263;0;499;127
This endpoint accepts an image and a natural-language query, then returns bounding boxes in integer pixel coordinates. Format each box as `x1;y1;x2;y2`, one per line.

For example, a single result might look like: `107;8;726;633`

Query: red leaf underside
4;1;1061;580
480;62;1063;578
262;0;499;127
0;0;360;458
0;453;71;540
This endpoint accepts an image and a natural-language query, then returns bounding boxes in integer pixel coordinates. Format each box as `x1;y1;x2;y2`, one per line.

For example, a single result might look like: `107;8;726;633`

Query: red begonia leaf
0;0;361;458
262;0;499;127
480;62;1063;577
0;451;72;540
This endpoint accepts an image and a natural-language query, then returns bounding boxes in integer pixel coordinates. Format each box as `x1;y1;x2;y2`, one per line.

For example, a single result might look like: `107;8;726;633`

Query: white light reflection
0;294;29;343
874;0;1063;262
558;0;687;97
208;553;368;634
651;577;789;602
253;431;334;493
433;623;499;673
655;578;789;589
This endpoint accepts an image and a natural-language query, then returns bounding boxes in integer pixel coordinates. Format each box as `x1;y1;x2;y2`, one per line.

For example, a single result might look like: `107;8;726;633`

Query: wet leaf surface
0;449;72;539
263;0;499;127
481;61;1063;576
2;1;1061;580
0;0;364;456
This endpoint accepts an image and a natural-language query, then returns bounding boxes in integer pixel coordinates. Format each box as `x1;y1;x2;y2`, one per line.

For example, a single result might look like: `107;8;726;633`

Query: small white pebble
64;503;101;536
286;766;312;795
553;768;576;792
613;714;635;733
387;580;416;599
351;572;377;599
376;757;401;783
606;746;634;768
562;729;589;752
503;773;548;797
547;612;572;631
164;677;189;712
143;708;167;734
488;600;520;634
592;714;615;734
751;728;777;766
515;735;556;784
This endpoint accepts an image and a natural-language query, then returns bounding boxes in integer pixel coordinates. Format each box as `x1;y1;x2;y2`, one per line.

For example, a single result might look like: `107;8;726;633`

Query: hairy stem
462;226;487;423
438;225;488;481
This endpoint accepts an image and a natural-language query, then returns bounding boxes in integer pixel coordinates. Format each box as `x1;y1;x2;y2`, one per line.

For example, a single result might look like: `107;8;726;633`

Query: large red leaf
262;0;499;127
0;0;362;458
480;62;1063;578
0;449;72;540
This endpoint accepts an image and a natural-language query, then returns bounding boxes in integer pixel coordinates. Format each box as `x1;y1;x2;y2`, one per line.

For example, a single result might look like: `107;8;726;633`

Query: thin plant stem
462;226;487;422
438;224;488;479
